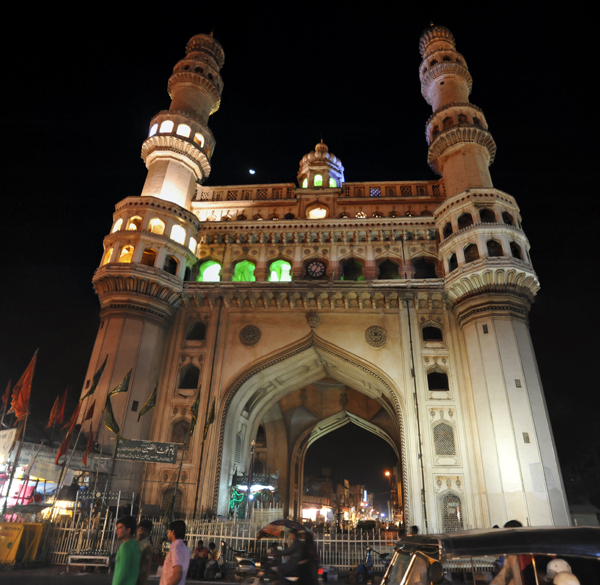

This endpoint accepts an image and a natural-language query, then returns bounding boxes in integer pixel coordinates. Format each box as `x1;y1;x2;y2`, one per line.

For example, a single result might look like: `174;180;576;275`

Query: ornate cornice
425;102;485;136
167;71;222;114
420;62;473;103
105;229;197;262
434;189;518;220
93;264;183;309
211;332;411;525
116;195;200;228
444;257;539;305
452;293;533;327
427;126;496;174
141;135;211;179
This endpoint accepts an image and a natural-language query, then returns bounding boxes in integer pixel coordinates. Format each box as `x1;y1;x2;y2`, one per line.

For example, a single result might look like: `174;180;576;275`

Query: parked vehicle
221;541;259;581
381;527;600;585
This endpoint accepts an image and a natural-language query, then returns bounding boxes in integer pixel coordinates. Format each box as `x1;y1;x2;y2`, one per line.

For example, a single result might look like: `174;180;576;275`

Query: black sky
1;4;598;506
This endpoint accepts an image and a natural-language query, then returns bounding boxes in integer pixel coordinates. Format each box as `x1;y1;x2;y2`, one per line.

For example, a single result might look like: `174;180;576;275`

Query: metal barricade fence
45;517;396;570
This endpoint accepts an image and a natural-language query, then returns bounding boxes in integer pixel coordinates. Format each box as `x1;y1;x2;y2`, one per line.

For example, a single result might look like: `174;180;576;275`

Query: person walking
137;519;154;585
113;516;141;585
160;520;190;585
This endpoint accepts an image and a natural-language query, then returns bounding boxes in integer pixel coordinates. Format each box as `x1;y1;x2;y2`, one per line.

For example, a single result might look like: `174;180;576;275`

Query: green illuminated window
329;178;337;188
232;260;256;282
314;174;323;187
269;259;292;282
197;260;221;282
302;178;308;188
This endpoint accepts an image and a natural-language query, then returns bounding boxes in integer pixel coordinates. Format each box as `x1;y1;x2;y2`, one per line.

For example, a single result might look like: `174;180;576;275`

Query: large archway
213;333;410;523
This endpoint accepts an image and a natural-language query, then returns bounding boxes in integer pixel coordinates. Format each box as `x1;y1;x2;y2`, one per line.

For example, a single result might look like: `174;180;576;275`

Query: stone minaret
79;34;224;493
422;25;570;526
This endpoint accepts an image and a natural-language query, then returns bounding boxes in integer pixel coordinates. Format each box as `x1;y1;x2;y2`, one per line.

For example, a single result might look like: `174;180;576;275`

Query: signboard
116;439;178;464
0;429;17;465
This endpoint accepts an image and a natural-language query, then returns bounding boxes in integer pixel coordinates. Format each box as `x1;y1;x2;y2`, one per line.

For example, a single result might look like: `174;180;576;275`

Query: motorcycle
221;541;260;581
354;546;391;584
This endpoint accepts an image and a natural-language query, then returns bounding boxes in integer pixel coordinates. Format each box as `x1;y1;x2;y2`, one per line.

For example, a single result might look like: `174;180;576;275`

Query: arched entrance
213;333;410;523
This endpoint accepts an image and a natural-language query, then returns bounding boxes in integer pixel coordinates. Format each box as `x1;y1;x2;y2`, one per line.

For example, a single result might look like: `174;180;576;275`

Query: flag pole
0;381;10;430
169;425;191;525
17;439;45;506
1;412;29;519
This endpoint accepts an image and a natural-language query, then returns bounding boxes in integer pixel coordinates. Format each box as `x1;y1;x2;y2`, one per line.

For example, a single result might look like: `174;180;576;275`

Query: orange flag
46;396;60;429
82;428;94;467
55;387;68;426
63;401;82;434
9;351;38;421
84;400;96;422
54;432;71;465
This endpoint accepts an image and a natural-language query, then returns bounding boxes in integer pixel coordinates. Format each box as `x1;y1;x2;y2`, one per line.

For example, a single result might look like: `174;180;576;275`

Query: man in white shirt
160;520;190;585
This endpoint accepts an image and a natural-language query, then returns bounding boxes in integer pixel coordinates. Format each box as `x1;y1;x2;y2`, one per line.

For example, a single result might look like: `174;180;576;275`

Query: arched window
432;125;440;139
373;211;384;218
197;261;221;282
194;132;205;147
486;240;503;257
443;116;454;130
118;245;134;263
176;124;191;138
329;178;337;188
448;254;458;273
457;113;467;123
149;123;158;137
179;365;200;389
253;214;264;221
502;212;514;226
163;255;179;275
126;216;142;231
140;248;157;267
306;204;328;219
269;259;292;282
187;322;206;341
112;218;123;233
148;218;165;235
170;224;186;245
430;59;438;67
457;213;473;230
313;174;323;187
510;242;523;260
434;422;456;456
480;208;496;223
443;222;453;239
102;248;113;265
473;117;481;127
159;120;174;133
378;259;401;280
340;258;364;281
412;257;437;279
423;326;443;342
232;260;256;282
302;178;308;188
464;244;480;263
284;213;295;219
427;370;449;391
237;214;247;221
188;236;197;254
253;459;265;476
441;493;464;532
161;485;182;515
355;211;366;218
443;56;451;62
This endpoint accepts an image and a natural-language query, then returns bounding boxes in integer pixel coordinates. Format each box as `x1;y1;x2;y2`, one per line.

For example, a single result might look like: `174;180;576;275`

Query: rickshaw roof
395;527;600;561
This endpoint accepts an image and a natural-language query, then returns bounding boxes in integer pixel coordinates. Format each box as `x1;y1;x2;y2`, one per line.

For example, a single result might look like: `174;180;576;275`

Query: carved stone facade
78;27;570;531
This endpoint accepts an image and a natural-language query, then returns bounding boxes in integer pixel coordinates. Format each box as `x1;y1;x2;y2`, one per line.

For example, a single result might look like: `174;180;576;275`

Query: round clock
306;260;326;278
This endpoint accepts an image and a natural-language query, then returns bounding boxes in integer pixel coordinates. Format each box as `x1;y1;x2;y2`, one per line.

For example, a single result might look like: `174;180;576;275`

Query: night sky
1;5;598;507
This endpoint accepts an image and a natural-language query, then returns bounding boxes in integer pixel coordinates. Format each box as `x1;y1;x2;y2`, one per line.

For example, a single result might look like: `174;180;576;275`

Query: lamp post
385;470;397;521
246;439;256;520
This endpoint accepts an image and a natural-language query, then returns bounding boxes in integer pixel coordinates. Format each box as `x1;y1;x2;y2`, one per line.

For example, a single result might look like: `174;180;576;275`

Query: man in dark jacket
276;529;308;585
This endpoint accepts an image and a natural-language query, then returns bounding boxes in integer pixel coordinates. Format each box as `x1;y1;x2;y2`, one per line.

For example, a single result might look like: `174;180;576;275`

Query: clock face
307;260;326;278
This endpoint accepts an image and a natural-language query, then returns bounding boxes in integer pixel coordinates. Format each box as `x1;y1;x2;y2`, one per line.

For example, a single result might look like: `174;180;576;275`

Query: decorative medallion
365;326;388;348
306;310;320;329
240;325;261;347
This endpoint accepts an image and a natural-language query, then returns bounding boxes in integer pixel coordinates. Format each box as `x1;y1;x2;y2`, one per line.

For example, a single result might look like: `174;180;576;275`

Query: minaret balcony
438;221;525;250
141;133;211;180
427;125;496;174
420;62;472;103
444;256;540;305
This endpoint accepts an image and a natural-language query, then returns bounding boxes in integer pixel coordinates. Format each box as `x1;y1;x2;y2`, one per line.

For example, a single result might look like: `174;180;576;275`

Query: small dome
419;24;456;58
297;140;345;187
315;140;329;155
185;33;225;67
